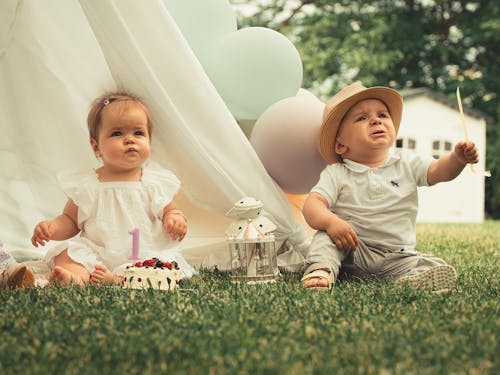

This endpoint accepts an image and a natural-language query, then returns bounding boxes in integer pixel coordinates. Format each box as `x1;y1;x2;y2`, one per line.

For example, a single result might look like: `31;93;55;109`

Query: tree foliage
231;0;500;218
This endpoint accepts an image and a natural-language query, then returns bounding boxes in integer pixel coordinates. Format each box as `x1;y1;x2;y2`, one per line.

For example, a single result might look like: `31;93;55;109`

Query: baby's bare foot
91;264;116;285
50;266;83;286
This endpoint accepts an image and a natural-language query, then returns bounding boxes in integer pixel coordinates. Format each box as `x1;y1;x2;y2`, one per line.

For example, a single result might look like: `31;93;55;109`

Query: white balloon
164;0;237;67
207;27;303;120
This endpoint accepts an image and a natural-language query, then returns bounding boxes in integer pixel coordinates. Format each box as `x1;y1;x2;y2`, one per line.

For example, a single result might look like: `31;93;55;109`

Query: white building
397;88;488;223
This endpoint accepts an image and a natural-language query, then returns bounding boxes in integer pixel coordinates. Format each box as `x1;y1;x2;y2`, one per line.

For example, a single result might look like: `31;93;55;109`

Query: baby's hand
31;221;56;247
325;217;359;251
454;141;479;165
163;211;187;241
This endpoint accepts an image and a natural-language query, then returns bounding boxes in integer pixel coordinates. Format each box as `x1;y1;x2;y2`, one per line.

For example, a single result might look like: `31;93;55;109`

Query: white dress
44;162;195;277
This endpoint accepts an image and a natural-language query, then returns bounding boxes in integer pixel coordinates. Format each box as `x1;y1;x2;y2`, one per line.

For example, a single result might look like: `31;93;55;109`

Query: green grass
1;222;499;375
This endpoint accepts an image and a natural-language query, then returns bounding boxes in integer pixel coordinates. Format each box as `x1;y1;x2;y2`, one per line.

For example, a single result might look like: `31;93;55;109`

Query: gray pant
304;231;449;282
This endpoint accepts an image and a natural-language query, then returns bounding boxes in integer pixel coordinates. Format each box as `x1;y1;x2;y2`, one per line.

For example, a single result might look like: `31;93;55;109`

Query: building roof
401;87;490;122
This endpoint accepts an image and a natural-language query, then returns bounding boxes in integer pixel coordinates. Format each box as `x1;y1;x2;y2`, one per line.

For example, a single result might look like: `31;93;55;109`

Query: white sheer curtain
0;0;112;252
0;0;309;270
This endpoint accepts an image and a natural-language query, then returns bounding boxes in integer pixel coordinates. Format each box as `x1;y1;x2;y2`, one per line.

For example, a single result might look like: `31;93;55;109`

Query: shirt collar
342;150;400;172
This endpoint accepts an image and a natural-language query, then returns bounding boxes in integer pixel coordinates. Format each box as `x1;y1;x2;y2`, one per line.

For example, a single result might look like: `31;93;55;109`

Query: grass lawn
1;222;499;374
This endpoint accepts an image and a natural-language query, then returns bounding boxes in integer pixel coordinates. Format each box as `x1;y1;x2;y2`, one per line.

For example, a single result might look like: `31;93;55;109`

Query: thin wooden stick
456;87;476;173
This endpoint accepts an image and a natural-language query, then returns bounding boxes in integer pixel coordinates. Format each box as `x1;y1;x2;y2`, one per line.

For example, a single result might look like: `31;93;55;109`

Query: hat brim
318;87;403;164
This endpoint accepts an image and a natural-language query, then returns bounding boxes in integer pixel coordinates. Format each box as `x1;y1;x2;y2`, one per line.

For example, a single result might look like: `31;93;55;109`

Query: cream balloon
250;96;327;194
296;88;323;103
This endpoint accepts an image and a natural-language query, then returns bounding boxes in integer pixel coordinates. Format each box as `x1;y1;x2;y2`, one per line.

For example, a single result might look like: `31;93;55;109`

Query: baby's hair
87;91;153;140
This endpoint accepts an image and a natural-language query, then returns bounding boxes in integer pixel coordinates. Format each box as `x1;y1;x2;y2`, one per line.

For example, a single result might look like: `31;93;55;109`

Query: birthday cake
122;258;183;291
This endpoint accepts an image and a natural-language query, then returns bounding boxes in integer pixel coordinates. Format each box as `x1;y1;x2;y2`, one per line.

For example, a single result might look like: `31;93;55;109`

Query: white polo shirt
312;150;434;252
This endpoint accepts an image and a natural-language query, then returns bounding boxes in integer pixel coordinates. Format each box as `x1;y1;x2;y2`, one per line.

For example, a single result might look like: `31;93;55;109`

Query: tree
231;0;500;218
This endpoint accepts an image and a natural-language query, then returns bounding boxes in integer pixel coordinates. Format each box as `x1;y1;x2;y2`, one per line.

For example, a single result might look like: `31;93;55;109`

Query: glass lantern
225;197;279;284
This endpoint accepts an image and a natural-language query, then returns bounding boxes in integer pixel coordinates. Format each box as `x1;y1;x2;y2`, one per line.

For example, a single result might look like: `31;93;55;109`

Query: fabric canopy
0;0;310;270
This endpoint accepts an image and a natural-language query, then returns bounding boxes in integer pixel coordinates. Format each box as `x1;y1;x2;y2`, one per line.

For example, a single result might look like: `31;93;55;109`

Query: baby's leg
91;264;123;285
382;252;456;292
51;249;90;286
302;231;347;288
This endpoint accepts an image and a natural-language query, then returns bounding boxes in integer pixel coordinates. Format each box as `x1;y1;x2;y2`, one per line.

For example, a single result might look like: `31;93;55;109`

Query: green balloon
164;0;237;67
207;27;303;120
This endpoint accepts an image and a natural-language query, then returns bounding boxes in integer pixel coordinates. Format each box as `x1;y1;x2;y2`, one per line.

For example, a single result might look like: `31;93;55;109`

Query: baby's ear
335;138;347;156
90;138;100;156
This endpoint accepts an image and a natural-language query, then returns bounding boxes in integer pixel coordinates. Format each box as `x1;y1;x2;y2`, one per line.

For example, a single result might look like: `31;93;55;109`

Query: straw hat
318;82;403;164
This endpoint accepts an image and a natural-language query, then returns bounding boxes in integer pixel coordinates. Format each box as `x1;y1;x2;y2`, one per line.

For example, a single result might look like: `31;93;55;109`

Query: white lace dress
44;162;195;277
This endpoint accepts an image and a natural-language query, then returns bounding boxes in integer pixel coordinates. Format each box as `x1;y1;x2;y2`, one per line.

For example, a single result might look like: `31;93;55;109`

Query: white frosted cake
122;258;183;291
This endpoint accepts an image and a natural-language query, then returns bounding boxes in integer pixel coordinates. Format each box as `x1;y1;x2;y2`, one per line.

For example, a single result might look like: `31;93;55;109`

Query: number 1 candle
129;228;140;260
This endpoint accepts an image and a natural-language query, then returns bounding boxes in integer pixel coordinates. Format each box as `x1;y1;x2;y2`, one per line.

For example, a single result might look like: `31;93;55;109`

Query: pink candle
129;228;140;260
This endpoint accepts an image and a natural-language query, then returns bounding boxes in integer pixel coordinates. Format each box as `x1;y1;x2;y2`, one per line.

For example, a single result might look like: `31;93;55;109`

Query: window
432;140;452;159
395;137;416;150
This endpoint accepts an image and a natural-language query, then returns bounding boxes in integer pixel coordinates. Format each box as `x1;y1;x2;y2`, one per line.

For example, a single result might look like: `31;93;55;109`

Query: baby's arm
303;192;358;251
427;141;479;185
31;199;80;247
162;201;187;241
